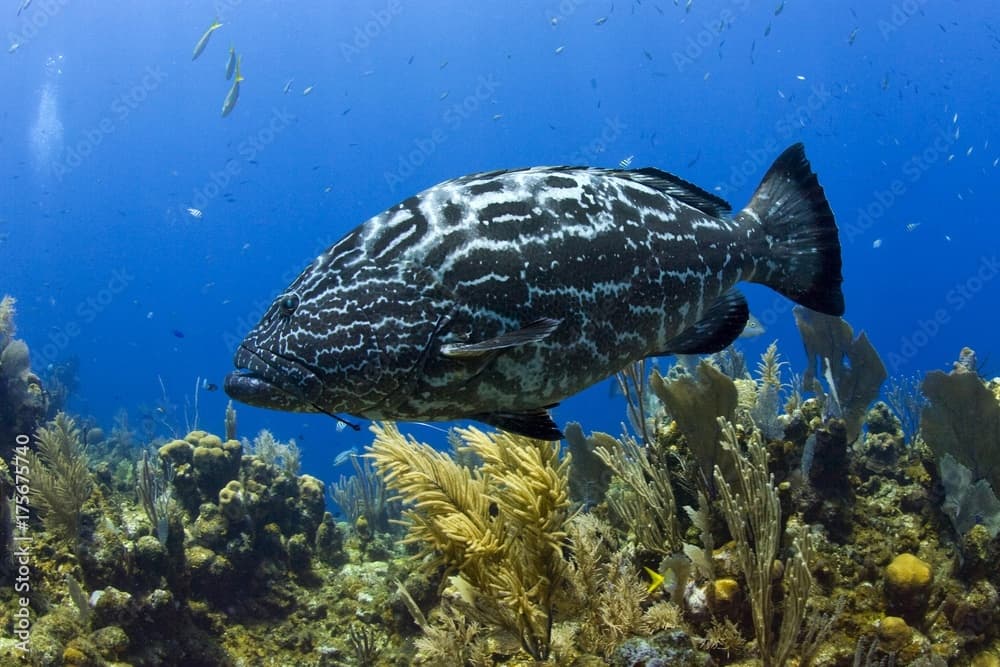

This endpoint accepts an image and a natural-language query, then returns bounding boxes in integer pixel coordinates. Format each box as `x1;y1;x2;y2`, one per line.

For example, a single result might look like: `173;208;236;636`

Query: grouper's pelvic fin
740;143;845;316
473;405;562;441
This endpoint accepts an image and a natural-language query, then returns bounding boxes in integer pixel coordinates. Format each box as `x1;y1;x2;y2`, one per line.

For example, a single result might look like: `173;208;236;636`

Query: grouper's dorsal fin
620;167;732;217
473;406;562;441
440;318;562;358
660;290;749;355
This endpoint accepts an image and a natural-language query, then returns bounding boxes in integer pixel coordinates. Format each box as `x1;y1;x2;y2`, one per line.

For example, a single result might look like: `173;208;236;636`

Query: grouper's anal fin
472;405;562;441
659;290;750;355
440;318;562;358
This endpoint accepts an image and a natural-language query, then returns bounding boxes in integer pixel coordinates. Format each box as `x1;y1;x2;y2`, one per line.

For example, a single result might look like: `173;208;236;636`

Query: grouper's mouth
224;343;324;412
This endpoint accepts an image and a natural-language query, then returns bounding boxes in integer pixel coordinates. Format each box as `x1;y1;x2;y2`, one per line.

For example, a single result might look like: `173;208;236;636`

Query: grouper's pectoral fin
659;289;750;355
440;318;562;358
472;405;562;441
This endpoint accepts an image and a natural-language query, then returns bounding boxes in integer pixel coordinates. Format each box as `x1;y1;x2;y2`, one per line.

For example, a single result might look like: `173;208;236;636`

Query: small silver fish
905;222;920;232
302;85;314;96
332;447;358;466
619;155;635;169
186;207;204;219
282;78;294;95
738;313;766;339
192;18;223;61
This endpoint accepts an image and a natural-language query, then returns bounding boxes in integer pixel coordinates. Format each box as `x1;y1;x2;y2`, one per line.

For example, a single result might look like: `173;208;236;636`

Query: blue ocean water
3;1;997;477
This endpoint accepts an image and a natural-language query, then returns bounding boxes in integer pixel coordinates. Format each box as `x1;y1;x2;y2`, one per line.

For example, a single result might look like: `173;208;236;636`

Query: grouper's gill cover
225;143;844;440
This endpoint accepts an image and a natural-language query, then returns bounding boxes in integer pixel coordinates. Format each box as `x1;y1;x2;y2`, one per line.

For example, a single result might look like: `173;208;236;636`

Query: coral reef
0;295;48;461
369;422;571;660
793;306;887;443
920;351;1000;494
650;360;738;485
23;412;94;542
5;334;1000;665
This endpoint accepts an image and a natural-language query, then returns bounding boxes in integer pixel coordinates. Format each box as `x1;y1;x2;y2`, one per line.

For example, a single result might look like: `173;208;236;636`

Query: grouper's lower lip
223;371;320;412
225;344;324;410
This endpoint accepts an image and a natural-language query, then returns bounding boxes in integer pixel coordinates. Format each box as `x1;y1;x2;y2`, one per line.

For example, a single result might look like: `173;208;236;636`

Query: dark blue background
2;1;997;478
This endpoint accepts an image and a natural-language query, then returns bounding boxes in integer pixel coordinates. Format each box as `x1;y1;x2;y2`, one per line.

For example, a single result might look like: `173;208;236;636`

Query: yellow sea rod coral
368;422;571;661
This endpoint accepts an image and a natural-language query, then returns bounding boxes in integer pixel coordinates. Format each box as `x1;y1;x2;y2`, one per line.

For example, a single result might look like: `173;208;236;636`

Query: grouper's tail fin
740;143;844;316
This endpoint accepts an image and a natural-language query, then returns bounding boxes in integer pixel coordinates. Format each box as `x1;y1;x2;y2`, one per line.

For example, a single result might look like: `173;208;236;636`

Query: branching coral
368;422;572;660
563;513;684;657
245;428;300;475
713;418;819;667
328;453;398;534
24;412;94;541
592;430;682;555
751;341;788;440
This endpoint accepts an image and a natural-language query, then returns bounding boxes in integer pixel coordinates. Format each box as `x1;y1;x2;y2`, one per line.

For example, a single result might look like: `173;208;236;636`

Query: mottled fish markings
226;143;843;439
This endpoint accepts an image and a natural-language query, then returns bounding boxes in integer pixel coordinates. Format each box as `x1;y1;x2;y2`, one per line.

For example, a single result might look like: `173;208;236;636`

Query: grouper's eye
278;293;299;316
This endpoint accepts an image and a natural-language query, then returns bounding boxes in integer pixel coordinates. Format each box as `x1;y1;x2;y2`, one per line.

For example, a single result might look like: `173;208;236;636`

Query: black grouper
225;144;843;440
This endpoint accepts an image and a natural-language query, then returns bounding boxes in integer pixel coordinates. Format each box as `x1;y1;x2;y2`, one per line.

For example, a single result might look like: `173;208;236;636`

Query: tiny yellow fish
644;567;664;593
192;18;223;61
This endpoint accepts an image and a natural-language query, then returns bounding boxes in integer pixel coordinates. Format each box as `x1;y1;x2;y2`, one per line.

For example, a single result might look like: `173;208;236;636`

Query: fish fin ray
440;318;561;358
473;407;562;440
620;167;732;216
659;290;749;355
740;143;844;316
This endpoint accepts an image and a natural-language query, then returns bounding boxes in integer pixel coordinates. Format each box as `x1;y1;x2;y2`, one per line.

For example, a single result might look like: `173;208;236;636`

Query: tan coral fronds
368;422;572;660
368;422;494;572
756;340;787;390
24;412;94;541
